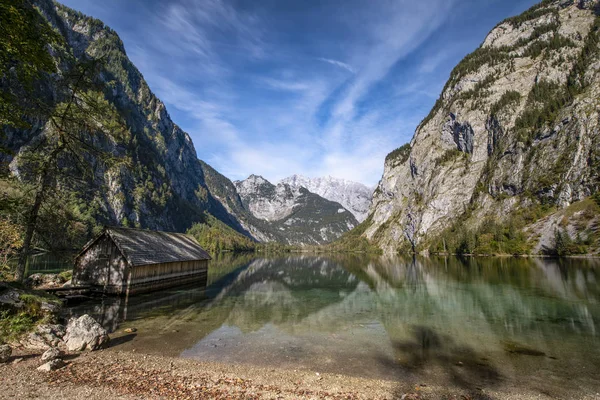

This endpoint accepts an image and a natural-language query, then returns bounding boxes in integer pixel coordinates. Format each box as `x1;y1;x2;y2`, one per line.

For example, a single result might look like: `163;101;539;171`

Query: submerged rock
64;314;109;351
0;345;12;363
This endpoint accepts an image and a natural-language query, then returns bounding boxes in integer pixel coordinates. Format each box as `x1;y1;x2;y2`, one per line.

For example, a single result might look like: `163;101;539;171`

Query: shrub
385;144;411;166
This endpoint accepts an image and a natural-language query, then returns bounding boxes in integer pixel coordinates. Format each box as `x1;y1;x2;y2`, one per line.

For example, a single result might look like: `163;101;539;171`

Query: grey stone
0;344;12;363
20;324;66;351
64;314;109;351
41;347;62;362
0;286;23;308
37;359;65;372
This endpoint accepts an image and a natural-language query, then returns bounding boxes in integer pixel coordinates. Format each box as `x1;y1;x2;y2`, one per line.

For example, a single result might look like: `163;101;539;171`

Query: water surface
68;254;600;397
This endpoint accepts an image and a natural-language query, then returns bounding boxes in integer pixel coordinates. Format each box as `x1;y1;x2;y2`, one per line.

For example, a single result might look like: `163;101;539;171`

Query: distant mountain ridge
233;175;358;245
280;175;373;222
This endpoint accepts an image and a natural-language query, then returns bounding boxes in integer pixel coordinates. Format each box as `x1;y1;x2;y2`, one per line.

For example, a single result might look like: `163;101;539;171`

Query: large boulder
0;345;11;363
20;324;66;351
64;315;109;351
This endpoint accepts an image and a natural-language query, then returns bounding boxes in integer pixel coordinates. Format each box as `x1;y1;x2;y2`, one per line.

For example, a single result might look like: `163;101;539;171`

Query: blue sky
61;0;538;186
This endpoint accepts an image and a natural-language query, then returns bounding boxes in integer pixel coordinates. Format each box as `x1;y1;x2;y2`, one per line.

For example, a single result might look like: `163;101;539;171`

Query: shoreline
2;346;599;400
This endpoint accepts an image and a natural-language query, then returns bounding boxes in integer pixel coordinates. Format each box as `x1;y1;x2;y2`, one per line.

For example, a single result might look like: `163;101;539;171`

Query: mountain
280;175;373;222
0;0;253;245
234;175;358;245
362;0;600;255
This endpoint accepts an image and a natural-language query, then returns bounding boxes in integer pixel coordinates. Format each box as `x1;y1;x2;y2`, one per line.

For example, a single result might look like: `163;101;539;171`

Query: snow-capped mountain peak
280;175;373;222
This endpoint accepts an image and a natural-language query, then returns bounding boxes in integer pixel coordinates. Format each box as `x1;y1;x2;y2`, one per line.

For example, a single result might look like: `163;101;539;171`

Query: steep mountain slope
234;175;358;245
280;175;373;222
0;0;253;242
364;0;600;254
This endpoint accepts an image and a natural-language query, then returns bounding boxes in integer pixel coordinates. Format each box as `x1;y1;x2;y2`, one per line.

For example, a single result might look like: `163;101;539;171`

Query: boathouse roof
79;226;212;266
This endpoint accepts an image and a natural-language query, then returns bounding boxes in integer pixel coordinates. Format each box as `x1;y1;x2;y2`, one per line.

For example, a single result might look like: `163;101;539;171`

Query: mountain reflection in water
67;254;600;395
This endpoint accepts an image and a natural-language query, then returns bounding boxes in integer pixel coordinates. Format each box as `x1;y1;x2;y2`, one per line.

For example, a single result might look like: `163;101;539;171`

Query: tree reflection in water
66;254;600;396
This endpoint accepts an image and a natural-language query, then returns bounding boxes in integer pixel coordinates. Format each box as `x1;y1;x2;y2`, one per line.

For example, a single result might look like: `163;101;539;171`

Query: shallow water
68;253;600;396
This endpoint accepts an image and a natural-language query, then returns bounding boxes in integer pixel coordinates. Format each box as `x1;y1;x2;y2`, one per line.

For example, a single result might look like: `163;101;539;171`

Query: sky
60;0;538;187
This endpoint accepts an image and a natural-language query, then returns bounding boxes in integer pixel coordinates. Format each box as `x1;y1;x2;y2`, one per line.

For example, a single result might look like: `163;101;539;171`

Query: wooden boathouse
73;226;211;295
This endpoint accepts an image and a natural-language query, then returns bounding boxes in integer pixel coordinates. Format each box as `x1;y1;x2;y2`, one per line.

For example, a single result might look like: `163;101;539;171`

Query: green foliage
0;310;34;344
501;2;556;28
0;218;23;272
429;203;554;256
385;143;411;166
436;149;465;166
319;215;382;254
551;228;590;256
0;288;60;344
187;214;256;254
58;270;72;282
513;15;600;145
490;90;521;116
514;79;570;143
430;217;533;256
0;0;62;127
255;242;298;253
567;16;600;96
522;33;577;59
593;192;600;207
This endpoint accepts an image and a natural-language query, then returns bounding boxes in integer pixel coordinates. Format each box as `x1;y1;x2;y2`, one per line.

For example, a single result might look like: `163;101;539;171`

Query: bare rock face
0;344;12;363
41;347;62;362
21;324;66;351
37;359;65;372
64;314;109;351
365;0;600;253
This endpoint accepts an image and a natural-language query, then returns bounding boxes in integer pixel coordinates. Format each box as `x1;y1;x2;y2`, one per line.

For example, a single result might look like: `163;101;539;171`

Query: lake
67;253;600;397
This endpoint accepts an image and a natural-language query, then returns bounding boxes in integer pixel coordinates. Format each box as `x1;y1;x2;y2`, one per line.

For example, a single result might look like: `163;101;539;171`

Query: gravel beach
3;346;600;399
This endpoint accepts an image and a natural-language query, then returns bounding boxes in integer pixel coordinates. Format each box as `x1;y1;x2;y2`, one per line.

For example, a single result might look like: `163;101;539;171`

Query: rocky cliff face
1;0;253;240
364;0;600;253
280;175;373;222
234;175;358;245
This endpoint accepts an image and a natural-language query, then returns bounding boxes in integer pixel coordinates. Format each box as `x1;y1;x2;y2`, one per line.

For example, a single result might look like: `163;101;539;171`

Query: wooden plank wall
127;260;208;295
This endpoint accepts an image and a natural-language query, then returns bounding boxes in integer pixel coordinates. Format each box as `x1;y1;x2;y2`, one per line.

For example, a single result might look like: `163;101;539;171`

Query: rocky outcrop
280;175;374;222
64;314;109;351
364;0;600;253
1;0;258;245
21;324;66;351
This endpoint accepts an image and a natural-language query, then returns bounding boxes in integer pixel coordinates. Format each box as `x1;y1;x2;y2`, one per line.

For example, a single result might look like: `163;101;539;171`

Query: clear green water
68;254;600;396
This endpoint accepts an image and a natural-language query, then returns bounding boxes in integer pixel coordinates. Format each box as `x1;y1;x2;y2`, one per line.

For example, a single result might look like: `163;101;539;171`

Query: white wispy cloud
71;0;461;187
317;58;356;74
